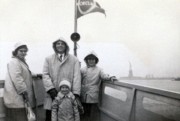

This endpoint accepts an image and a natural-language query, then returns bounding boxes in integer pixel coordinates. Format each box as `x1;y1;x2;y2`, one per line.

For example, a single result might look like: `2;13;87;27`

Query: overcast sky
0;0;180;80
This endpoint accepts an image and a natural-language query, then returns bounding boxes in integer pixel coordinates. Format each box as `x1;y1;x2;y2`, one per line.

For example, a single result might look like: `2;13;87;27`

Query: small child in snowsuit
80;51;117;121
51;80;80;121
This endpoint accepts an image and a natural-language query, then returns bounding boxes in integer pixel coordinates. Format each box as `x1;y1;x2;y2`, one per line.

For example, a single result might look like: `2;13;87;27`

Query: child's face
87;58;96;67
60;85;70;95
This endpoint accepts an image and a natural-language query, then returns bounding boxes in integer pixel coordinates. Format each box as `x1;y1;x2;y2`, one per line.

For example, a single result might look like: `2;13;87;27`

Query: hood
84;51;99;64
52;37;70;54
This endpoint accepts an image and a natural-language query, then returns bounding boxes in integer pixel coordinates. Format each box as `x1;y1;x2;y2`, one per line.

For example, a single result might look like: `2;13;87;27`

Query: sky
0;0;180;80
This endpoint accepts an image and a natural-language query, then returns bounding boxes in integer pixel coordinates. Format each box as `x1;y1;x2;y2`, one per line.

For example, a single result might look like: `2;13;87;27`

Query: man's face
87;57;96;67
55;41;66;54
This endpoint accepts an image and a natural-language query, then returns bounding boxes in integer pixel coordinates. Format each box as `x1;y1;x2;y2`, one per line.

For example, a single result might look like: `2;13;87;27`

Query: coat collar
57;91;73;98
13;57;31;73
55;53;69;64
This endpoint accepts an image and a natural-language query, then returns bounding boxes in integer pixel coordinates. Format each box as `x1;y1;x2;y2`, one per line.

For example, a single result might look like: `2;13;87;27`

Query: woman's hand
21;91;28;102
32;73;42;79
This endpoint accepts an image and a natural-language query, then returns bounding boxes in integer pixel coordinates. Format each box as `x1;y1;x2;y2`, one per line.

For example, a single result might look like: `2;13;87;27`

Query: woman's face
16;48;27;60
55;41;66;54
60;85;70;95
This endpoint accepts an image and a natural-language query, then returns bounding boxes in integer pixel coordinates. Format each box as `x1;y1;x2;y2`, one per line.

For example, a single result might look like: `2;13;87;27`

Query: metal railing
99;80;180;121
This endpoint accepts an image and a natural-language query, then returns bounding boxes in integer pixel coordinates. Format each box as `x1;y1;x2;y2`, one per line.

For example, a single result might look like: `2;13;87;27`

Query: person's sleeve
51;98;58;121
8;61;27;94
100;68;111;81
72;60;81;95
42;58;54;92
73;99;80;121
80;69;83;81
100;69;118;82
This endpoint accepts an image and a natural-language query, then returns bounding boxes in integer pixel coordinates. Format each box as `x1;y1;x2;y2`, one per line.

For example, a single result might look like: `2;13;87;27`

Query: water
119;79;180;94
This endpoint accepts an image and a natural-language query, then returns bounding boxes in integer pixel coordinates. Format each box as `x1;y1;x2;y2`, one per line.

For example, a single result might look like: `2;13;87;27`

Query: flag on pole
77;0;106;18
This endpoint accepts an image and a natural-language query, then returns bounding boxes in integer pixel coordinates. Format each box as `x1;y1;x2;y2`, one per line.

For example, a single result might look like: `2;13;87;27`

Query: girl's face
55;41;66;54
16;48;27;60
60;85;70;95
87;58;96;67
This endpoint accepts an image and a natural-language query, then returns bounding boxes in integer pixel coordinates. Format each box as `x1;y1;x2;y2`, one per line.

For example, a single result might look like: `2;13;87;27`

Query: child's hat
59;79;71;89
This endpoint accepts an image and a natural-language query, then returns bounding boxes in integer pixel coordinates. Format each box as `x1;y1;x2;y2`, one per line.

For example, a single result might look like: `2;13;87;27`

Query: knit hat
59;80;71;89
14;42;27;51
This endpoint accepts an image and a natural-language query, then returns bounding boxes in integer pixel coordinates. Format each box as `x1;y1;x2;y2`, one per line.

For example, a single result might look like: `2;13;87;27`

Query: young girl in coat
80;51;117;121
51;79;80;121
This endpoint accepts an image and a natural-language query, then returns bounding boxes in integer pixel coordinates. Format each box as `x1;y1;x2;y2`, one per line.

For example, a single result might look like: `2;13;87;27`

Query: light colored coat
51;92;80;121
81;52;110;103
81;66;110;103
3;57;35;108
43;40;81;110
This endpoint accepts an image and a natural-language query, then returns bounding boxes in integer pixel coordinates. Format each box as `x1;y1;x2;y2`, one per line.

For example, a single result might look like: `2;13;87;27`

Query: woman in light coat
42;37;81;121
3;42;36;121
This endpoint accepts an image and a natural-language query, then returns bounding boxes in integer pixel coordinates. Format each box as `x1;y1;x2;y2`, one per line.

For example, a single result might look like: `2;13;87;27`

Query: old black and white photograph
0;0;180;121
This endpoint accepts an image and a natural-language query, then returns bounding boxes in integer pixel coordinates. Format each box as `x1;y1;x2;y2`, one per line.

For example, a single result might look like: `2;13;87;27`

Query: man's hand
47;88;58;100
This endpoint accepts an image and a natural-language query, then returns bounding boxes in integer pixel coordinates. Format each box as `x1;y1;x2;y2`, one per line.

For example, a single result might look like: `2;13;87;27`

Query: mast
71;0;80;57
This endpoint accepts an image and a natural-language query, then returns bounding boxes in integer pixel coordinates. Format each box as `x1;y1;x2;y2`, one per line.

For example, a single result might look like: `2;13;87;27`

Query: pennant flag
77;0;106;18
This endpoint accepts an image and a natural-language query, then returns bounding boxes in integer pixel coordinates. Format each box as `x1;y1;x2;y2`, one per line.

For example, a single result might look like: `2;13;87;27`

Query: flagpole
74;0;77;32
74;0;78;56
72;0;106;56
71;0;80;57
